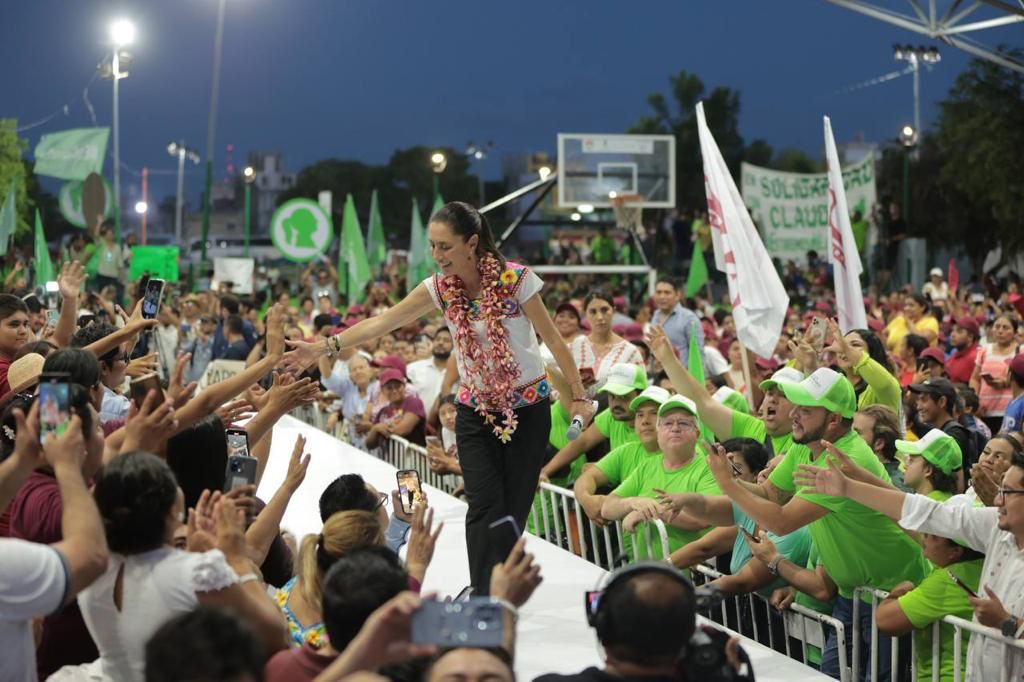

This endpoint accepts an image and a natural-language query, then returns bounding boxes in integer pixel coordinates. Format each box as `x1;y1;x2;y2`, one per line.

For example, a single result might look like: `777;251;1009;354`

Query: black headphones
585;561;695;643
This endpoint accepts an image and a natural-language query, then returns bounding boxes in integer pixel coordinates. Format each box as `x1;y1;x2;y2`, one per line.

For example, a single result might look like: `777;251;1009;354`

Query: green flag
0;181;15;253
33;127;110;180
432;193;444;217
34;210;55;288
130;245;180;282
407;198;429;293
686;321;714;441
339;194;371;304
685;241;709;298
366;189;386;273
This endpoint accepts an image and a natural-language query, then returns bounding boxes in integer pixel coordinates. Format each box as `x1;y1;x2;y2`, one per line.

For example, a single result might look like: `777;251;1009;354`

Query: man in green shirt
601;394;720;561
648;326;802;455
539;363;645;483
709;367;930;682
574;386;670;526
900;429;962;503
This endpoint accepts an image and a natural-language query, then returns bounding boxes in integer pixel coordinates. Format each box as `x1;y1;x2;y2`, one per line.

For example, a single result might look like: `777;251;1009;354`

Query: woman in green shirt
825;318;903;415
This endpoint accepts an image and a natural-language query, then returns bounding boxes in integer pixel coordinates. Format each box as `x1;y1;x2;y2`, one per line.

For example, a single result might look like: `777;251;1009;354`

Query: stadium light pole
893;45;940;161
108;18;135;244
430;152;447;201
899;124;918;225
243;165;256;257
167;142;201;247
201;0;227;263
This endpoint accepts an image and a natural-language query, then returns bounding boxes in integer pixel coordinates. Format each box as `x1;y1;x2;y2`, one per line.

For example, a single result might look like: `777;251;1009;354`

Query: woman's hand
126;353;160;379
405;504;443;583
279;338;325;375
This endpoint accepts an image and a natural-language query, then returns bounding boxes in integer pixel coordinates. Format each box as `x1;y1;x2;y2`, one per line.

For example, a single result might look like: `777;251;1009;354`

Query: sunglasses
373;492;389;510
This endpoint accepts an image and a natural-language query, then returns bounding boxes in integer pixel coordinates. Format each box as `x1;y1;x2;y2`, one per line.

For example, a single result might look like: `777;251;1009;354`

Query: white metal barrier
852;586;1024;682
374;435;461;496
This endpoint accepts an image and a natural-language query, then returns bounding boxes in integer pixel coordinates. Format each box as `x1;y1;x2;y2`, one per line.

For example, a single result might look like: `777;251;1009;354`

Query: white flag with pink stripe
696;102;789;359
823;116;868;333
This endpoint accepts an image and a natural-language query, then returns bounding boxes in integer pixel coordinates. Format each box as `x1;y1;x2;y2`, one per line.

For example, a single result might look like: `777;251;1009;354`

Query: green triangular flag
432;193;444;217
686;321;713;442
339;193;371;304
0;181;15;253
34;210;55;288
685;240;709;298
407;198;428;293
366;189;386;273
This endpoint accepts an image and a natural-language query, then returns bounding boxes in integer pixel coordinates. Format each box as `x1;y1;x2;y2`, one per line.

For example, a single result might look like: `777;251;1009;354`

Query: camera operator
536;562;752;682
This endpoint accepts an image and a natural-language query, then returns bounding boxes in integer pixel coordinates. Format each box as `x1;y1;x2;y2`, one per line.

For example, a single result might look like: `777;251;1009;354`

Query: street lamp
242;165;256;257
466;141;494;206
899;123;918;226
538;165;552;180
134;201;147;214
167;141;201;246
893;44;940;160
430;151;447;200
102;18;135;244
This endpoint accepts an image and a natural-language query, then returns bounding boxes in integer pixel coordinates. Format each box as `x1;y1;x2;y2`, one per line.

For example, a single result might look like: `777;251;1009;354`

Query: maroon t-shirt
946;344;979;385
9;471;99;676
264;643;335;682
372;395;427;446
0;355;11;402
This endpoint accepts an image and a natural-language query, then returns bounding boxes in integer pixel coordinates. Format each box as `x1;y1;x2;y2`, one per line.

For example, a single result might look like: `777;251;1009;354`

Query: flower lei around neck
441;253;521;442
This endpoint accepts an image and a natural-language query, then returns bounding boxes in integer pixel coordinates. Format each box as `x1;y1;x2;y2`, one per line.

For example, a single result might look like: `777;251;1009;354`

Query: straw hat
8;353;46;394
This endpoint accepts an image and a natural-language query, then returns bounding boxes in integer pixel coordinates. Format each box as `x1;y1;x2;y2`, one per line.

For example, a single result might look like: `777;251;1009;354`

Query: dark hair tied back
428;201;504;268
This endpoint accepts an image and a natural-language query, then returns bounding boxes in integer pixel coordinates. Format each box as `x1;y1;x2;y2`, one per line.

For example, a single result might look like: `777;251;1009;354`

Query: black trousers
456;399;550;594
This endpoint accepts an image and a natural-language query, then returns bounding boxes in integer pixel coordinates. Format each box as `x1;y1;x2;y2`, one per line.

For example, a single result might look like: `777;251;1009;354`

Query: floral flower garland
441;254;522;442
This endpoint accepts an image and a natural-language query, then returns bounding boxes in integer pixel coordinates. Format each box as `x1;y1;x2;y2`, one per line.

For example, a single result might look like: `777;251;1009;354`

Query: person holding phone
971;315;1020;433
282;202;592;593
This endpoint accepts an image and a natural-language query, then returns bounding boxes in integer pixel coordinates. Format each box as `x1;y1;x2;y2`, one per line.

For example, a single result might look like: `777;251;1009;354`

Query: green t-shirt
794;543;834;666
730;411;794;455
927;490;953;503
613;449;721;560
546;401;582;484
898;559;983;682
596;441;661;486
768;429;931;599
594;409;639;451
730;505;812;597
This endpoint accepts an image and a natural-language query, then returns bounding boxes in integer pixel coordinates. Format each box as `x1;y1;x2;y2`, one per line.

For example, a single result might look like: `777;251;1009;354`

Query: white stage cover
259;416;830;681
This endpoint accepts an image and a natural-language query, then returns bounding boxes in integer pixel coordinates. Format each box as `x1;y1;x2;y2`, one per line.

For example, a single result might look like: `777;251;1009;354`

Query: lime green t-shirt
594;409;639;451
768;429;931;599
595;441;661;486
898;559;983;682
794;543;835;666
730;411;794;455
613;449;721;560
926;490;953;503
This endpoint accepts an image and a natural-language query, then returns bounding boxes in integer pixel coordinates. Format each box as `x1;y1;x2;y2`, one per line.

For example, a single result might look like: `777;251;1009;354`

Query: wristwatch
1001;615;1020;638
766;556;784;576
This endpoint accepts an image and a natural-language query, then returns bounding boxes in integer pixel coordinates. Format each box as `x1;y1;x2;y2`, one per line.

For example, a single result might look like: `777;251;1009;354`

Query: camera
677;624;753;682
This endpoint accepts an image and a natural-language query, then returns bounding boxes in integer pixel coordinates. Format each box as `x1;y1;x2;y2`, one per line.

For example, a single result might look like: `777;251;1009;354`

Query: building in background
247;151;295;234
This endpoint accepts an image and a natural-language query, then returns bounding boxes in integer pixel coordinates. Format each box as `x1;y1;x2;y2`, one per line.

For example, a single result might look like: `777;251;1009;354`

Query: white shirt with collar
406;358;447;413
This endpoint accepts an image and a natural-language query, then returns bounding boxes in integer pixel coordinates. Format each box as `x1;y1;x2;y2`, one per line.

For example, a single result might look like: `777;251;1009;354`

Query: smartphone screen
425;435;441;448
129;373;164;410
397;469;423;514
226;428;250;459
46;309;59;327
142;278;166;320
38;378;71;441
488;515;522;561
809;317;827;351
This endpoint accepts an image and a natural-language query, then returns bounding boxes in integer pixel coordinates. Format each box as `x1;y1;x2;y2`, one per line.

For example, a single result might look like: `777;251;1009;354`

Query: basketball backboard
557;133;675;209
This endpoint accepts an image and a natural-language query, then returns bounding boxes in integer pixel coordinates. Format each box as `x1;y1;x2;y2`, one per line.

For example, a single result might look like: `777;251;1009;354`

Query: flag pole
738;341;755;406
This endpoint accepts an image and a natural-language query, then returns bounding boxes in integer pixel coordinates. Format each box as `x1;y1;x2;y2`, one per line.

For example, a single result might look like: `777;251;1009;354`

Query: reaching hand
245;383;270;412
122;390;178;452
214;497;250;563
264;304;286;357
628;497;662;521
284;434;310;492
971;464;999;507
823;318;863;370
215;399;255;428
968;585;1011;628
646;325;674;364
279;338;323;375
125;353;159;379
333;592;438;673
704;441;735;487
788;331;819;375
167;353;198;408
41;415;87;471
791;443;851;497
10;403;44;474
654;488;699;518
489;536;542;608
405;504;443;583
265;375;320;414
58;260;86;301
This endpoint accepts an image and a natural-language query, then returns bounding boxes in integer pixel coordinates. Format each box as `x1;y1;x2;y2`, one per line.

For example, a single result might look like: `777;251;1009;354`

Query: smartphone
396;469;423;515
730;460;743;477
425;435;442;448
454;585;474;601
129;372;164;410
38;373;71;441
142;278;166;320
947;570;978;598
739;527;758;543
808;317;828;352
410;598;508;648
488;515;522;561
226;427;250;459
46;309;59;328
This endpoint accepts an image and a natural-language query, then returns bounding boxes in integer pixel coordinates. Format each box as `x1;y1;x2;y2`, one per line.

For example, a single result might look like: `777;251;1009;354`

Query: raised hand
279;338;324;375
283;434;310;492
264;303;286;357
489;536;542;607
58;260;87;302
405;504;443;583
265;375;320;414
705;440;735;486
823;318;863;370
215;399;255;428
167;353;198;408
792;444;850;497
125;353;159;378
646;325;674;364
41;415;87;471
10;402;44;474
122;389;178;452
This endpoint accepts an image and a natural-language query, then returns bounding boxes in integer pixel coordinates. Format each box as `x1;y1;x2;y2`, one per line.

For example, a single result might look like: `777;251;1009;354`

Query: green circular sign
270;198;333;262
59;178;113;228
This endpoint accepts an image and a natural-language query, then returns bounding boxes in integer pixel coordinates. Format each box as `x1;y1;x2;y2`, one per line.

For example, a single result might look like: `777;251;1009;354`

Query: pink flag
824;116;868;333
696;103;789;359
948;258;960;295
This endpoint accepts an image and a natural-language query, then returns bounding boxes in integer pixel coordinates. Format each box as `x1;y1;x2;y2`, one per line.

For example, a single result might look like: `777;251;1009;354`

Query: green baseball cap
657;393;699;419
598;363;648;397
759;366;804;392
712;386;749;414
776;368;857;418
896;428;963;475
629;385;671;411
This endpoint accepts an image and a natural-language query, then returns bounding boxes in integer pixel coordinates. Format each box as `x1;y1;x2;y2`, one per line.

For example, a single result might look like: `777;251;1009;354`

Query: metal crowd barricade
530;482;624;570
374;435;461;496
631;519;672;563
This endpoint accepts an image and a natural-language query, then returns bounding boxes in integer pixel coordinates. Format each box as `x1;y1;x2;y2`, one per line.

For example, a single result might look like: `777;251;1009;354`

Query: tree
0;119;30;239
934;51;1024;257
629;71;746;211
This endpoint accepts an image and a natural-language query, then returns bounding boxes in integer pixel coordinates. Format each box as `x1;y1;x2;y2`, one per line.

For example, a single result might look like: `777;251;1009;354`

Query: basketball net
610;193;644;232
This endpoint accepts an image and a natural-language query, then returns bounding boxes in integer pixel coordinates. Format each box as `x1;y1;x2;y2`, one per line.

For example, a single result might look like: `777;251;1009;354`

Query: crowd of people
1;202;1023;682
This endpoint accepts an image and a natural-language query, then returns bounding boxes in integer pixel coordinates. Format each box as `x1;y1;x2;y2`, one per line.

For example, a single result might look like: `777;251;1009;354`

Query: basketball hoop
610;193;644;232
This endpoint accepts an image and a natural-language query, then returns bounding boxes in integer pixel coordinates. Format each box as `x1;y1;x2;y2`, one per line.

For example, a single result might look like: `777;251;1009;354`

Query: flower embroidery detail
500;268;518;286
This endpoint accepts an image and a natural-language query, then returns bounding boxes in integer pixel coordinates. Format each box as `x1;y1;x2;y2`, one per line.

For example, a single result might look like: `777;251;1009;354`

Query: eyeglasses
373;492;389;510
659;419;697;432
995;487;1024;500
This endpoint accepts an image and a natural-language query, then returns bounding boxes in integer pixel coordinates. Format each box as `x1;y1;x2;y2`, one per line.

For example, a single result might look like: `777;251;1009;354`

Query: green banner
130;245;180;282
740;154;876;262
33;127;110;181
339;193;370;303
34;210;55;287
0;181;15;253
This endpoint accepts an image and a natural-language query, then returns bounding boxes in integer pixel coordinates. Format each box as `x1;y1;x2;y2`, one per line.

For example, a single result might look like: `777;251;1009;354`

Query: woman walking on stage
282;201;592;592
